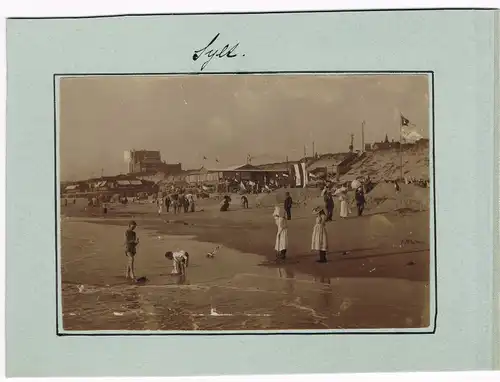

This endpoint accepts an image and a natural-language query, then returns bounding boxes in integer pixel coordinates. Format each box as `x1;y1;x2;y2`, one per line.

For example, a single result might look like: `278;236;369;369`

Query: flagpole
399;114;403;181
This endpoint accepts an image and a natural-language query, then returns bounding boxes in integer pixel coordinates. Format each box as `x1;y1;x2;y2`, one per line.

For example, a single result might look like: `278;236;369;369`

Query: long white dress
339;194;349;218
311;214;328;251
274;216;289;251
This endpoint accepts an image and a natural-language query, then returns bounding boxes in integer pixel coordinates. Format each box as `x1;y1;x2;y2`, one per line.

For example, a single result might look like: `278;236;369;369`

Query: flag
301;162;309;188
401;114;411;127
294;164;302;187
400;114;422;143
216;158;220;163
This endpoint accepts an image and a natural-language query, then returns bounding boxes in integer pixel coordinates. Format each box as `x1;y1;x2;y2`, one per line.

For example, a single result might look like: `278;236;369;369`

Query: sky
59;74;429;181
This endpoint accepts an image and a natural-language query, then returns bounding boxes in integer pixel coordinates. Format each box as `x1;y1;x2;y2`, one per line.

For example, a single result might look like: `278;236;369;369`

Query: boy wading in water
165;250;190;276
124;220;139;280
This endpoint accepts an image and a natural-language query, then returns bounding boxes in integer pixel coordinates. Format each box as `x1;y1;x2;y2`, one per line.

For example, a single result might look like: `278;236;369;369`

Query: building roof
207;164;251;172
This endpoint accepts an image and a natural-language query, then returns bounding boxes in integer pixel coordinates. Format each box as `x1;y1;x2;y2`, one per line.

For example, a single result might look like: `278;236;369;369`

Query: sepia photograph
58;73;433;332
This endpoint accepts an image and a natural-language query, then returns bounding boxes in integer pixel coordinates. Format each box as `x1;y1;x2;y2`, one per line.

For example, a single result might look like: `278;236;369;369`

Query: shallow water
60;217;429;332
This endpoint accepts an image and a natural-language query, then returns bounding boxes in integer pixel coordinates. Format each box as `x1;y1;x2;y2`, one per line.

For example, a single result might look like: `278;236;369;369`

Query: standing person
273;206;288;261
394;180;400;193
172;193;179;214
241;195;249;209
157;198;163;216
324;191;334;221
339;188;350;219
190;194;196;212
284;192;293;220
124;220;139;280
355;187;366;216
311;207;328;263
165;195;171;213
183;195;189;213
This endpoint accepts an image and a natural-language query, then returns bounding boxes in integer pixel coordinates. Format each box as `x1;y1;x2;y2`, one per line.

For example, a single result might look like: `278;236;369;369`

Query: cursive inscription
192;33;243;71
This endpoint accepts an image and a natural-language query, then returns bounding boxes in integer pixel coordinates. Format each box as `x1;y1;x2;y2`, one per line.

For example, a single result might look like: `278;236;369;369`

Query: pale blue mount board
5;9;498;376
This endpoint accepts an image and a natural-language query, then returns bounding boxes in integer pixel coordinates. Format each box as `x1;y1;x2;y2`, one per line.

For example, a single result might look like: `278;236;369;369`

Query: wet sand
60;196;430;331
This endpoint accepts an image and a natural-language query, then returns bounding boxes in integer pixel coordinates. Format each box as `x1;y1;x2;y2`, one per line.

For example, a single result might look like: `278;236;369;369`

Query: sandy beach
60;189;430;331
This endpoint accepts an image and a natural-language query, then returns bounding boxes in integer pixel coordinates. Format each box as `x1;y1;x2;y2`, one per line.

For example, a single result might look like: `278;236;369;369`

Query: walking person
355;187;366;216
124;220;140;280
311;207;328;263
273;206;288;262
284;192;293;220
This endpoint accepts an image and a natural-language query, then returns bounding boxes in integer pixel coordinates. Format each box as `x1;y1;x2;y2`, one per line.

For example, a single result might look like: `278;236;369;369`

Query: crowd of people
120;172;426;281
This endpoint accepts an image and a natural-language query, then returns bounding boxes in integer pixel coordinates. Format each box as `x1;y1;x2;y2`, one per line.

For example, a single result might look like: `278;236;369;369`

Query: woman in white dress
338;187;351;218
273;206;288;261
311;207;328;263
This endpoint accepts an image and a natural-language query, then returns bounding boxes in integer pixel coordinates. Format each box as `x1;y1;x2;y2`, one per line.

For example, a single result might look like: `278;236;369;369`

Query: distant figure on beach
171;194;179;214
64;198;68;207
324;191;334;221
284;192;293;220
124;220;139;280
186;193;195;212
273;206;289;262
355;187;366;216
220;195;231;211
164;196;171;212
338;188;350;219
394;180;400;193
311;207;328;263
241;195;249;209
182;194;190;213
165;250;189;276
73;198;76;204
157;198;163;215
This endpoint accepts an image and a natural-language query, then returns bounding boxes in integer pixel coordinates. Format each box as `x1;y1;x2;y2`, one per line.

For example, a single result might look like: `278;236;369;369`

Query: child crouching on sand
165;250;190;275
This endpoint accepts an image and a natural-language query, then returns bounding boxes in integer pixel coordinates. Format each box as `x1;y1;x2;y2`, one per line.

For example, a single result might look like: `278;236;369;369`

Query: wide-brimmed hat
312;206;324;214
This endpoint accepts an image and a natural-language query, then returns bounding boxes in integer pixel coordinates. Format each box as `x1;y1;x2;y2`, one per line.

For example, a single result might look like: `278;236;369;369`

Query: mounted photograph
57;73;433;332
